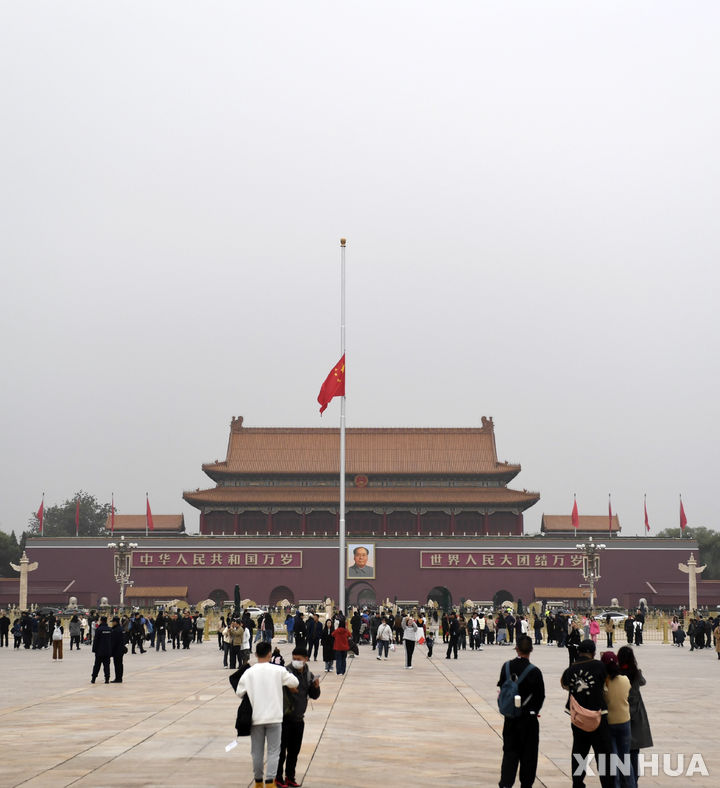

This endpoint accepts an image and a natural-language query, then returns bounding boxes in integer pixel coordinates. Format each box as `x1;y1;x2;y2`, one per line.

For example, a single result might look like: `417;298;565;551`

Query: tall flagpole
339;238;347;614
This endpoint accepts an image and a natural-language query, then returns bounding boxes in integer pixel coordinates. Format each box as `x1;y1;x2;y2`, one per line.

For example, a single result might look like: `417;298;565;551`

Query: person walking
130;613;146;654
402;612;418;669
589;617;600;644
90;616;112;684
617;645;653;785
445;612;460;659
566;620;582;666
0;610;10;648
275;646;320;788
376;616;393;660
330;619;351;675
497;635;545;788
155;612;167;651
235;641;299;788
306;613;322;662
195;613;205;644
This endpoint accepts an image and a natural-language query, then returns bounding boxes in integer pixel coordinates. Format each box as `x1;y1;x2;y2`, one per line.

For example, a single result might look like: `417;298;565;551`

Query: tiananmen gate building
11;417;713;611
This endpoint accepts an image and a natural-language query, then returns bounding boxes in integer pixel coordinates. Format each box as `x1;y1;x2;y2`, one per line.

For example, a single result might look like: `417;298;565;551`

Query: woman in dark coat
618;646;653;785
321;619;335;672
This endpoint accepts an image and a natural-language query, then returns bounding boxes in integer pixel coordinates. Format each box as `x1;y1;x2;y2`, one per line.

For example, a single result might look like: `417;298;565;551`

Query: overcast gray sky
1;2;718;540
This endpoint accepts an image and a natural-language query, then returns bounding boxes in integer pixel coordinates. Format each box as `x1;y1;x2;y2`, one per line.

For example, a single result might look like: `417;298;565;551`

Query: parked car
594;610;628;623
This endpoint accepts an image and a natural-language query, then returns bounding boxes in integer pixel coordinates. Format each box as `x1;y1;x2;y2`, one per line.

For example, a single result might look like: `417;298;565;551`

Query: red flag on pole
37;497;44;535
146;495;154;532
571;497;579;529
644;497;650;533
111;494;115;534
680;498;687;532
317;354;345;414
75;499;80;536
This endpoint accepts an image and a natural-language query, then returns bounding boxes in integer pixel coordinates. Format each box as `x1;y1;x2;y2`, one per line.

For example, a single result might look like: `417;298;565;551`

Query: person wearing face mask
275;646;321;788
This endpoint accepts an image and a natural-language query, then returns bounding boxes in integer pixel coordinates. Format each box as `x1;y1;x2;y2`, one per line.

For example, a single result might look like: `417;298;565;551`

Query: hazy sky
2;2;718;540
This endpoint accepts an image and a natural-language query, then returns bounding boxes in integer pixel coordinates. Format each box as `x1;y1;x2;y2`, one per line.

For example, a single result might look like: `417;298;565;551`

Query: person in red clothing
331;621;351;675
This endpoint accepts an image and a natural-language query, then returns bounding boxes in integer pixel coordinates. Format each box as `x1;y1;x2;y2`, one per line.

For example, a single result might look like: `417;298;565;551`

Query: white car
244;607;265;618
594;611;628;623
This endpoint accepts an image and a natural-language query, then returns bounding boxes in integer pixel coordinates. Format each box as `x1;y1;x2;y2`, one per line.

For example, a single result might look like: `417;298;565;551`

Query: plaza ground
0;634;716;787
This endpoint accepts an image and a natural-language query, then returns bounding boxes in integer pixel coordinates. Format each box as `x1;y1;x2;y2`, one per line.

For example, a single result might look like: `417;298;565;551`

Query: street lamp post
575;536;606;611
107;538;138;608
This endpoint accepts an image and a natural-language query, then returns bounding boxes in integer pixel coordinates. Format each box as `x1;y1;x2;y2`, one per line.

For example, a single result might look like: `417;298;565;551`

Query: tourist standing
69;615;82;650
91;616;112;684
497;635;545;788
321;619;335;672
402;612;418;669
426;611;440;657
195;613;205;643
0;611;10;647
306;613;322;661
51;619;64;660
604;615;615;648
155;612;167;651
617;645;653;784
445;612;460;659
228;619;245;669
601;651;633;787
275;646;320;788
589;617;600;643
235;641;299;788
561;639;613;788
110;616;126;683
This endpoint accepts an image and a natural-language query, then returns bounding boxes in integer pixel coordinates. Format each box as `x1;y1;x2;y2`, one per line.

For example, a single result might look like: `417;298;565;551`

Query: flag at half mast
317;354;346;414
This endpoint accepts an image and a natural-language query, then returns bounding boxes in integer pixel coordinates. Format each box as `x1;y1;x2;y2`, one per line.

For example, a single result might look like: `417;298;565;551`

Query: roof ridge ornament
481;416;494;432
231;416;244;432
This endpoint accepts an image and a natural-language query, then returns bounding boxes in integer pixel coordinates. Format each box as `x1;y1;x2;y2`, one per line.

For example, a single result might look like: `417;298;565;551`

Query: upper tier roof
202;417;521;478
183;485;540;508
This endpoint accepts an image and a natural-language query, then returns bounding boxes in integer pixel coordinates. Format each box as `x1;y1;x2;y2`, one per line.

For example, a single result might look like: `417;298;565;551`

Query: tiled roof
203;424;520;477
104;515;185;532
183;485;539;508
126;587;188;598
534;587;590;599
541;515;621;533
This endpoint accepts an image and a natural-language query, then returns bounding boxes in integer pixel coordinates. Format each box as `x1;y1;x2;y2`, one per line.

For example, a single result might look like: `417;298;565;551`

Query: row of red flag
35;494;154;536
571;495;689;533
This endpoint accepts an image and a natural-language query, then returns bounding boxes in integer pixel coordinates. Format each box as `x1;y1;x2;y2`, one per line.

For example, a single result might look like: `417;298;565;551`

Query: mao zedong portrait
347;545;374;578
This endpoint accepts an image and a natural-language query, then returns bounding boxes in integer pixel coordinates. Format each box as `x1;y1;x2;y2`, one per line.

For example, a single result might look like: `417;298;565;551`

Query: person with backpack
51;619;64;660
496;634;545;788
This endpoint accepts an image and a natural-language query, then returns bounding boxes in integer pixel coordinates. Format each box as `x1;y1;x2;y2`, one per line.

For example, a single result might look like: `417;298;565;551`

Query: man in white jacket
236;641;299;788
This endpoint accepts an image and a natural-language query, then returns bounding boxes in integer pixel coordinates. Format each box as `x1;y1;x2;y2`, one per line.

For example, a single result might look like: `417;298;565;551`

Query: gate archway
427;586;452;611
269;585;295;606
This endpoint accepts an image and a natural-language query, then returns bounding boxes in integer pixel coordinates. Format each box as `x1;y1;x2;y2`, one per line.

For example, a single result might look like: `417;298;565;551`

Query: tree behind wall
26;491;112;538
656;527;720;580
0;531;21;577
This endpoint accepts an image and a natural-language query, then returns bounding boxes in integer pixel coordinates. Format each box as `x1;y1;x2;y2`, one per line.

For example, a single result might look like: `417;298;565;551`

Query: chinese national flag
680;500;687;532
317;354;345;414
146;497;154;531
75;499;80;536
571;499;579;529
37;500;44;535
644;500;650;533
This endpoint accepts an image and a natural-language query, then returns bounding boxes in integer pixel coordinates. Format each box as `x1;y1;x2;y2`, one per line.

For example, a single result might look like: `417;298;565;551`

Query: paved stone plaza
1;635;716;787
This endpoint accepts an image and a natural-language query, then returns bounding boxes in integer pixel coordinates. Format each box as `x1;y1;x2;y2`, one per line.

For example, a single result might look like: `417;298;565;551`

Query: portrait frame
346;542;376;580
